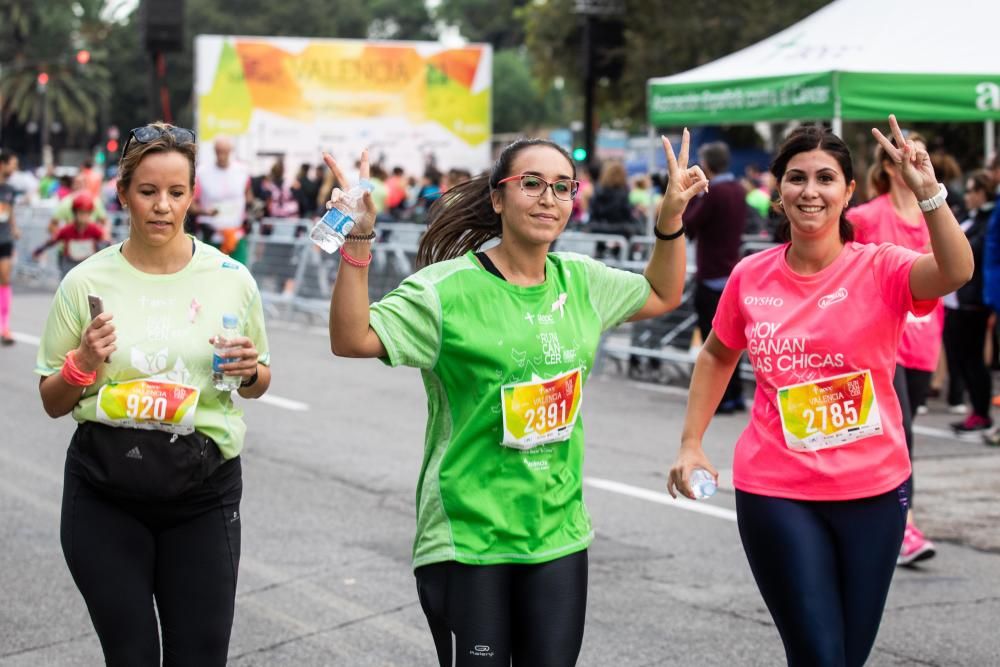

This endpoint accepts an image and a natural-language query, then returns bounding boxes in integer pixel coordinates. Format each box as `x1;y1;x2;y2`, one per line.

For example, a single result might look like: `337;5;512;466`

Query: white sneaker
948;404;969;415
916;405;929;416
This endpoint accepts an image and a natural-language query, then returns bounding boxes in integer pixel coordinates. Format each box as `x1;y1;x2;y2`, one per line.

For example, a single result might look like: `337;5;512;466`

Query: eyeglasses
497;174;580;201
121;125;196;157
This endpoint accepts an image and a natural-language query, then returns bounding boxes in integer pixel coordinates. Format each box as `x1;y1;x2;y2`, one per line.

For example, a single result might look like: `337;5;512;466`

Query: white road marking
257;394;310;411
585;476;738;522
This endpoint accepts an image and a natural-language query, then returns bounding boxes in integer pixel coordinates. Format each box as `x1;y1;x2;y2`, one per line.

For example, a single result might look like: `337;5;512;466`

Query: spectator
683;140;748;413
194;135;251;264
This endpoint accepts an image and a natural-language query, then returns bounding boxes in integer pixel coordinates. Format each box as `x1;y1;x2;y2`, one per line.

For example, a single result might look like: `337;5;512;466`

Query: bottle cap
222;313;238;328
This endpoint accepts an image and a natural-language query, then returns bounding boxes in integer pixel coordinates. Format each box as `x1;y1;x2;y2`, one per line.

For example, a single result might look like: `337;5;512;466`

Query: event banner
195;35;491;176
648;72;835;126
839;73;1000;122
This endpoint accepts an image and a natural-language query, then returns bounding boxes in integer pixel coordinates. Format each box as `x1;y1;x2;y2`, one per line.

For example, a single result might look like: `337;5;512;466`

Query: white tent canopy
646;0;1000;156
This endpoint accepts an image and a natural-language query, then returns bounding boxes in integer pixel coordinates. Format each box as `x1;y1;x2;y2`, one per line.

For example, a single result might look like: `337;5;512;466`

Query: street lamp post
573;0;623;169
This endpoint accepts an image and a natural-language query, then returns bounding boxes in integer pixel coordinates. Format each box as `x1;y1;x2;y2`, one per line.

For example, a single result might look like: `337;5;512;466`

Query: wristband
654;225;685;241
344;231;376;243
340;246;373;267
240;367;259;388
61;350;98;387
917;183;948;213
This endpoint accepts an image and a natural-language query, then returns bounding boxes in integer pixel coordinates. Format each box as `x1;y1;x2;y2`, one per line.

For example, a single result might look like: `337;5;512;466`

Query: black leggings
736;487;908;667
61;453;243;666
415;550;588;666
943;308;992;417
893;364;931;507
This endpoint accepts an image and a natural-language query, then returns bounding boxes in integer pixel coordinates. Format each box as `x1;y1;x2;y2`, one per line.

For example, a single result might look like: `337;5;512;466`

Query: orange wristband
61;350;97;387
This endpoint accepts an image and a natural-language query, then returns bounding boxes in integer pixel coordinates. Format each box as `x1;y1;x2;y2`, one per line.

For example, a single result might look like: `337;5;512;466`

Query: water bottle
689;468;717;500
212;314;242;391
309;179;374;253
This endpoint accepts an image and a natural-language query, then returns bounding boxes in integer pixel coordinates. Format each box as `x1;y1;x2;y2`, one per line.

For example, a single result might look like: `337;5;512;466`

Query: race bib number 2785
777;369;883;451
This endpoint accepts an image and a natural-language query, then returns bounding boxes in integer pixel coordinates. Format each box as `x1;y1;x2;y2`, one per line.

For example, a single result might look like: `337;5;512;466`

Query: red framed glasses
496;174;580;201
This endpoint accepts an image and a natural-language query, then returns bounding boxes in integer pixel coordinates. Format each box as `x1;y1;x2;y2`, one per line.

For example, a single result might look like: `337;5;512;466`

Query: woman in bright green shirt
326;134;706;665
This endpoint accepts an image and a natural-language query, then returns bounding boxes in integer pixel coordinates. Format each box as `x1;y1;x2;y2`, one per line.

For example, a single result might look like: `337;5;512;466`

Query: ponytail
417;175;501;268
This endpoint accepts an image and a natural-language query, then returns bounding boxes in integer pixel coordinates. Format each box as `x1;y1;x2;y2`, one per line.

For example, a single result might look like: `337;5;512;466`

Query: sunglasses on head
121;125;196;158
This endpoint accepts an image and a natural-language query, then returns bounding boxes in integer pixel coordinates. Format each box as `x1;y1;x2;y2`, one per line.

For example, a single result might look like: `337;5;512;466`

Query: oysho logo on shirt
744;296;784;307
818;288;848;309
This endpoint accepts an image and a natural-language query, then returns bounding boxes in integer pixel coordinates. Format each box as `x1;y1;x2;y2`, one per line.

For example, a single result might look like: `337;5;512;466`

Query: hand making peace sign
321;149;378;236
657;128;710;228
872;115;940;201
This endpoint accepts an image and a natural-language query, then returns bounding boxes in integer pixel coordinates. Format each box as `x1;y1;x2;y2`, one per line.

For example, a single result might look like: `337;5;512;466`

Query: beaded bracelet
344;231;376;243
61;350;98;387
340;246;373;267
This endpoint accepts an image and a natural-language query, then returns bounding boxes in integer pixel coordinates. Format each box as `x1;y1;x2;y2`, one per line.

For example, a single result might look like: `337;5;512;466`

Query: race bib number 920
96;379;200;435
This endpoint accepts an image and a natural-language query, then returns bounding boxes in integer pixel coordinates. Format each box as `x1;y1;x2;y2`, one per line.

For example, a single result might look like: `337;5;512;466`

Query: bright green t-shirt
35;238;270;459
370;251;650;568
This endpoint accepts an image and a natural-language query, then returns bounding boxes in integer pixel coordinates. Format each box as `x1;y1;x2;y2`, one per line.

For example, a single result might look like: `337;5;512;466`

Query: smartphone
87;294;103;320
86;294;111;363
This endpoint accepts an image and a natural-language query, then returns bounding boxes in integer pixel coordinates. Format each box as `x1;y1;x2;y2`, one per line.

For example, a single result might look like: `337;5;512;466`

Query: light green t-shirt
370;251;650;568
36;238;270;459
51;192;109;224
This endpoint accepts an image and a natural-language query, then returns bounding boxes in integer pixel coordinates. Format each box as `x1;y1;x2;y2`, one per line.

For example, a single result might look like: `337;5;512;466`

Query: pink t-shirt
713;242;935;500
847;194;943;371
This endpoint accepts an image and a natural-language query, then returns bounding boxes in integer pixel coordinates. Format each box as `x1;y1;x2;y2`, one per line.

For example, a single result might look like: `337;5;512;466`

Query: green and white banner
648;72;1000;126
839;73;1000;122
648;72;835;126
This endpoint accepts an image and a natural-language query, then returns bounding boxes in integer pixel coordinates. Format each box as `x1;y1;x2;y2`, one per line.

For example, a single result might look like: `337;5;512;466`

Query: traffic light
106;139;120;153
37;72;49;87
572;147;587;162
76;50;91;65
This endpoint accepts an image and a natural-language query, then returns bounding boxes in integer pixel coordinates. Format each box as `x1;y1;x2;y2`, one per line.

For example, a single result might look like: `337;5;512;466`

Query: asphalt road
1;289;998;666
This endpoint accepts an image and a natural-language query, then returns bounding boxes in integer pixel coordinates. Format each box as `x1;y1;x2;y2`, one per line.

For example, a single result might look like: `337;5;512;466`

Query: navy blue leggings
736;487;908;667
415;549;588;666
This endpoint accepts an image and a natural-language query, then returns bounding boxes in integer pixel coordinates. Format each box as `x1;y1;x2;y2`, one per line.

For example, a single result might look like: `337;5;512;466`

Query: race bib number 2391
500;368;582;450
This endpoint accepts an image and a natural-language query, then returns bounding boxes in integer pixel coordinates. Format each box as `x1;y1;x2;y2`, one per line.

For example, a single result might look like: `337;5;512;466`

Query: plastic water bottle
212;314;242;391
689;468;717;500
309;179;374;253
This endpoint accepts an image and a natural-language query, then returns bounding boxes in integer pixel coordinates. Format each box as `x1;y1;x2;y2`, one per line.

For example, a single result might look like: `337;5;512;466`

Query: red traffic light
76;50;91;65
106;139;120;153
37;72;49;86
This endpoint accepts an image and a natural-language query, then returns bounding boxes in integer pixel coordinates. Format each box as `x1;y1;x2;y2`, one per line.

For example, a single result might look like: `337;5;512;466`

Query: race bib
96;379;200;435
776;370;883;451
66;239;95;261
500;368;582;450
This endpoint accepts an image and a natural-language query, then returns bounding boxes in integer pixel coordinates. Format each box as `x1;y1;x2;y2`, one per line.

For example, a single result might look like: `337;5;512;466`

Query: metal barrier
11;205;777;387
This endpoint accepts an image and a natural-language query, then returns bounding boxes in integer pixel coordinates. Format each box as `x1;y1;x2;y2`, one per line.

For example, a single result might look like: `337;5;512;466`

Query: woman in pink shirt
667;117;972;667
848;132;946;566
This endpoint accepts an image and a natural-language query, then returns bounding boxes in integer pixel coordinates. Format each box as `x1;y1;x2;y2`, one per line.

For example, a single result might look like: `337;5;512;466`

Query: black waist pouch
69;421;224;500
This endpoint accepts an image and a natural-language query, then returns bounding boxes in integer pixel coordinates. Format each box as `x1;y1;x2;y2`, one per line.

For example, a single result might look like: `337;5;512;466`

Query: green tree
492;49;564;133
523;0;833;126
0;0;112;145
435;0;531;49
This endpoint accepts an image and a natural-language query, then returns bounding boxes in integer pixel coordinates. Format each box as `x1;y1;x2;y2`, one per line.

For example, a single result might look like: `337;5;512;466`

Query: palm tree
0;0;112;147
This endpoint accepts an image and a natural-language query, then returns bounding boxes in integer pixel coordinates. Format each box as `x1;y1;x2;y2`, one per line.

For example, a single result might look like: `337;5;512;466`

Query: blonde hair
117;122;197;192
598;160;627;189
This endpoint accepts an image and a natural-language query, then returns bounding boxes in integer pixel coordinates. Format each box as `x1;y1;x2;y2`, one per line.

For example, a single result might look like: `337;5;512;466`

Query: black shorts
0;242;12;258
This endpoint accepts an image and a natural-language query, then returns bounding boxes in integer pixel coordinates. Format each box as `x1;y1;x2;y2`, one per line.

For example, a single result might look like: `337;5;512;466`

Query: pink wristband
340;246;372;267
61;350;97;387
